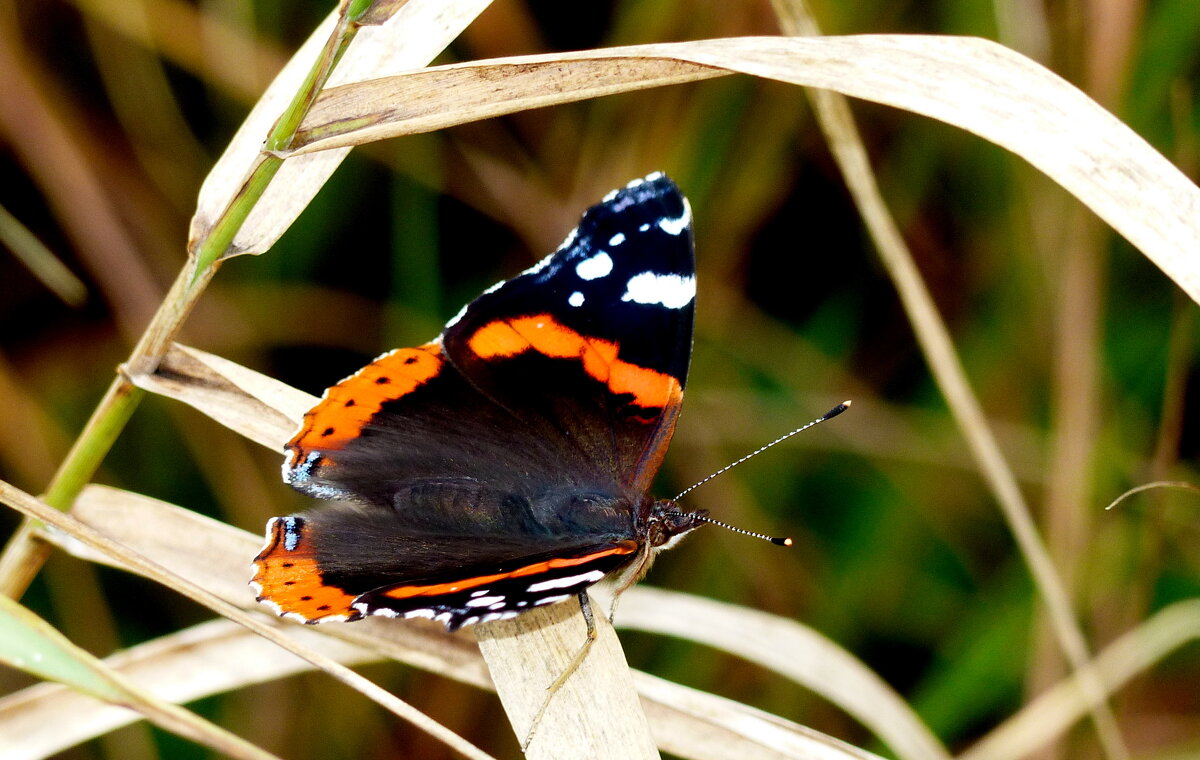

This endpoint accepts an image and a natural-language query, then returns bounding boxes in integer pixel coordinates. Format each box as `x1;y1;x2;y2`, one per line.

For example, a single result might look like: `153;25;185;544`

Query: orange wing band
467;314;679;409
380;541;638;601
287;344;444;460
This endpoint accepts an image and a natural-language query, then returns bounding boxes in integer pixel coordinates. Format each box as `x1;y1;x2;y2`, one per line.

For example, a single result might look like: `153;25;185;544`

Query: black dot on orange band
300;595;312;601
282;562;294;568
284;581;295;586
317;604;331;611
322;427;334;436
404;356;418;365
375;377;390;384
344;399;356;407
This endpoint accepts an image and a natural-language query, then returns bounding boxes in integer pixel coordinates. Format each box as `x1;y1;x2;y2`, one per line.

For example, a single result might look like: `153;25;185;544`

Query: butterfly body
252;173;703;630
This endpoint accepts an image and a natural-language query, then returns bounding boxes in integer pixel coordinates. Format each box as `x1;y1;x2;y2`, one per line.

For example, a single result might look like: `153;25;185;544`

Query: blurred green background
1;1;1198;758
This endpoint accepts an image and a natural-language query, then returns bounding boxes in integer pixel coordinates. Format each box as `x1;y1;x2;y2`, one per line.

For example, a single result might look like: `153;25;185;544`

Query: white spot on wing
609;232;626;246
533;595;570;607
527;570;605;592
568;291;585;307
622;272;696;309
466;595;505;608
575;252;613;280
313;613;351;624
658;199;692;236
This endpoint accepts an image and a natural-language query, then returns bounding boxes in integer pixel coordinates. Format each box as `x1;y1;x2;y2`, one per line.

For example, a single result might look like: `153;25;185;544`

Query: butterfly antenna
666;511;794;546
673;400;852;502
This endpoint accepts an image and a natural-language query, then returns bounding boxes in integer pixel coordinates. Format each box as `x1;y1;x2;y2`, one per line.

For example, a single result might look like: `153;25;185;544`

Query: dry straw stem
18;484;888;760
0;480;496;760
0;596;283;760
770;3;1123;756
281;36;1200;306
190;0;494;258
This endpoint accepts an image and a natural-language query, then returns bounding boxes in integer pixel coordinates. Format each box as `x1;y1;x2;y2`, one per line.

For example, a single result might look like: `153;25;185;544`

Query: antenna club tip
842;399;852;407
773;537;794;547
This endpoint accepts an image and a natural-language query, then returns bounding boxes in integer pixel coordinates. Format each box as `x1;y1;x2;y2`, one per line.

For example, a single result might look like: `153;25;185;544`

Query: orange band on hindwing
251;517;360;623
379;541;638;600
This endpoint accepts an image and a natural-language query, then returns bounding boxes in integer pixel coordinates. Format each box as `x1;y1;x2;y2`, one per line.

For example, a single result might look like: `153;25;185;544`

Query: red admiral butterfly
252;173;708;629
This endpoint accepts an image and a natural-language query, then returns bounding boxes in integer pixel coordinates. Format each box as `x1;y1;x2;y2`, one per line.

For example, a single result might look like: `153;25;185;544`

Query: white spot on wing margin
621;272;696;309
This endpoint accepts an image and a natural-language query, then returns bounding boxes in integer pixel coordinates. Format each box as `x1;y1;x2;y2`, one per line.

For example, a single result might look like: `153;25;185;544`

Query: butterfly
251;173;709;630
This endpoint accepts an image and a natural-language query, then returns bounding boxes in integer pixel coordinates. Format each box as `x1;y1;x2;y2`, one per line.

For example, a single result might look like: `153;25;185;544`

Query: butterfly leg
520;592;598;751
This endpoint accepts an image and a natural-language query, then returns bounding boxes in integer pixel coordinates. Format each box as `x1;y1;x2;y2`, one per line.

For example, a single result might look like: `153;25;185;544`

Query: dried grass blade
28;484;886;760
289;36;1200;305
0;480;496;760
0;617;871;760
190;0;493;258
960;599;1200;760
768;5;1124;756
0;596;283;760
636;671;888;760
617;588;948;760
475;602;658;759
125;343;313;450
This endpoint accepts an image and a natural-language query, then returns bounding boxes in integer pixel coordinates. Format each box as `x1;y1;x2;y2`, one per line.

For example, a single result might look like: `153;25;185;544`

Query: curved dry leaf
189;0;494;258
636;671;887;760
618;588;948;760
125;343;312;450
769;14;1122;754
288;36;1200;305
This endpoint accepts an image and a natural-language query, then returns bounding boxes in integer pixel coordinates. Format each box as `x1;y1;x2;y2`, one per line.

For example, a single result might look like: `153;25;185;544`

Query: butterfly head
644;499;708;553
